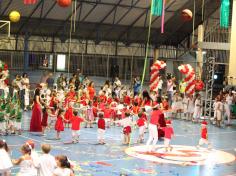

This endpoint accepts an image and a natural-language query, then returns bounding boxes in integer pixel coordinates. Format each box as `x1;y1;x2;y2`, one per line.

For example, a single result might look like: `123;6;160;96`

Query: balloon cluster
178;64;196;95
150;60;166;92
0;60;9;87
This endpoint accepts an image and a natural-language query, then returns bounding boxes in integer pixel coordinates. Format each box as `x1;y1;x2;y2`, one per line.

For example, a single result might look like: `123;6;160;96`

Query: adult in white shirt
226;92;233;125
114;77;121;87
39;144;56;176
22;73;30;109
157;76;163;97
167;78;174;106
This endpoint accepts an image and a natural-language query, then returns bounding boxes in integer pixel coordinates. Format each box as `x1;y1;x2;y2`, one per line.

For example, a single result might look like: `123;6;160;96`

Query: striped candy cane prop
150;60;166;91
178;64;196;95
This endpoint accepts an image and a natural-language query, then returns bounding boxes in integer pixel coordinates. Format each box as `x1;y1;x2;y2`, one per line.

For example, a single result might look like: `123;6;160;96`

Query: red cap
166;120;172;125
201;121;208;126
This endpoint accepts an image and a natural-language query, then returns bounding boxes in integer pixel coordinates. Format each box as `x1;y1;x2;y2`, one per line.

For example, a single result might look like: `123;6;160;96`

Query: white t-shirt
167;80;173;92
226;95;233;105
39;154;56;176
22;78;29;89
114;80;121;87
53;167;72;176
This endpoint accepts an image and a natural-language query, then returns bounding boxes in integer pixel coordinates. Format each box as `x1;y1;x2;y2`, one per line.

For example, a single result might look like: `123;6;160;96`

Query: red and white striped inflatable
178;64;195;95
150;60;166;92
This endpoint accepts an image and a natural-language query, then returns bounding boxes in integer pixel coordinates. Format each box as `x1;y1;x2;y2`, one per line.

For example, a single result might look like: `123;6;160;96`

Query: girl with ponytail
0;139;13;176
53;155;74;176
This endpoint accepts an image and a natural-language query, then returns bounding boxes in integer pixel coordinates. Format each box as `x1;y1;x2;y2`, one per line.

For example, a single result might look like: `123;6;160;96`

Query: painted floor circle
125;145;235;166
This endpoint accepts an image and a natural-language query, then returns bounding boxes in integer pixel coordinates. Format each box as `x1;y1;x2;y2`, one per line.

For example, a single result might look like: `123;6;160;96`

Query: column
153;48;159;62
23;34;29;72
228;0;236;85
197;24;204;79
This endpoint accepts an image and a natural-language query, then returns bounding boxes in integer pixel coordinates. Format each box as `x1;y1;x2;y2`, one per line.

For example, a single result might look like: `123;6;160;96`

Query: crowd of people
0;139;75;176
0;71;235;175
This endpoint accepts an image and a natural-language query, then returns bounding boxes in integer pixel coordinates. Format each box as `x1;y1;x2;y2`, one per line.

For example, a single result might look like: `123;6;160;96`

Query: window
57;54;66;71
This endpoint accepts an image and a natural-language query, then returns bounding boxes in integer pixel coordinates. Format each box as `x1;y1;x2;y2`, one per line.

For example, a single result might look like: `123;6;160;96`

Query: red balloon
195;80;204;91
57;0;71;7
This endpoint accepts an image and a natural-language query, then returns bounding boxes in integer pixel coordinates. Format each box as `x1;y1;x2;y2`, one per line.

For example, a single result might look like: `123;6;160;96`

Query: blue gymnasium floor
1;114;236;176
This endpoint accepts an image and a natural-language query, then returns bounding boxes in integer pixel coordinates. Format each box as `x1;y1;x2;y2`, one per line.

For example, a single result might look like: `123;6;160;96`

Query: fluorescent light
57;54;66;71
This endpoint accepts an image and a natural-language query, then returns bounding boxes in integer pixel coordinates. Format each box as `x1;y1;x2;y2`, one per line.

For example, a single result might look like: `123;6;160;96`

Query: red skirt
30;103;42;132
123;126;131;135
55;118;64;132
41;114;48;127
64;108;73;122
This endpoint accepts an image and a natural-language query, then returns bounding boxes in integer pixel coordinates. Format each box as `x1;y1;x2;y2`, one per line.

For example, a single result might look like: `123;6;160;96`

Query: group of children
0;139;74;176
0;96;22;136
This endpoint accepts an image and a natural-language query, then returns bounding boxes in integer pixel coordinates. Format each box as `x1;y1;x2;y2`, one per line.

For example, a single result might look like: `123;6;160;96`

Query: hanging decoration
161;0;166;33
150;60;166;92
179;80;187;94
181;9;193;22
9;11;21;23
195;79;204;91
151;0;163;16
178;64;196;95
57;0;72;7
220;0;230;28
23;0;37;5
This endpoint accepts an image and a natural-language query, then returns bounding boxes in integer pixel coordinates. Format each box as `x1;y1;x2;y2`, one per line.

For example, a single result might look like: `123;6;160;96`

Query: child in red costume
115;112;133;145
97;112;106;144
163;120;174;152
197;121;212;149
103;104;112;128
55;109;67;139
70;111;86;143
136;113;146;143
64;102;74;128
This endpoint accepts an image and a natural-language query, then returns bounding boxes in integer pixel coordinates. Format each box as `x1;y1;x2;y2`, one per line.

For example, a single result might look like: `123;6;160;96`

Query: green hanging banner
151;0;163;16
220;0;230;28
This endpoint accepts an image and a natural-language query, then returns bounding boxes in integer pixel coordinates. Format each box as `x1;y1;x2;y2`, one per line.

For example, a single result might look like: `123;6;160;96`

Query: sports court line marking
175;130;236;137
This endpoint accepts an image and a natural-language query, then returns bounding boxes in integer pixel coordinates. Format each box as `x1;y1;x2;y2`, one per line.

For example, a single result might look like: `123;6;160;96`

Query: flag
24;0;37;5
151;0;163;16
220;0;230;28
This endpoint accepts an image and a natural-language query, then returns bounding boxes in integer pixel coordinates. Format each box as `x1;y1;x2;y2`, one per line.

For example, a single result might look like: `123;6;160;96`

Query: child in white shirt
39;144;56;176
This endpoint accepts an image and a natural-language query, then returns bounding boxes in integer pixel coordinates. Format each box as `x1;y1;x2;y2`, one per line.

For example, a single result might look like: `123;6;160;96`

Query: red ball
181;9;193;21
57;0;71;7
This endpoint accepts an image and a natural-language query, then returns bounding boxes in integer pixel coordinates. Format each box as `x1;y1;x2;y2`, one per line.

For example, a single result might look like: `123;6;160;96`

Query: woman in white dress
12;144;37;176
0;140;13;176
193;94;202;123
53;155;74;176
225;92;234;125
187;94;194;121
214;96;223;127
182;94;188;120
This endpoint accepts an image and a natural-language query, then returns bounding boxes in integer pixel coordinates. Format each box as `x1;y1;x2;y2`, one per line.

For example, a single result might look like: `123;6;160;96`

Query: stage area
2;112;236;176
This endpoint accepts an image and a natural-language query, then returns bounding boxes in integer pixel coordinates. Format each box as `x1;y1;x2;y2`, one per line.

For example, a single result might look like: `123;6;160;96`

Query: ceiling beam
30;1;57;35
53;2;82;36
116;6;150;41
103;0;142;37
0;0;13;17
74;0;148;10
16;0;45;35
86;0;123;40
